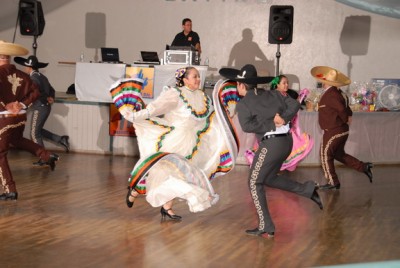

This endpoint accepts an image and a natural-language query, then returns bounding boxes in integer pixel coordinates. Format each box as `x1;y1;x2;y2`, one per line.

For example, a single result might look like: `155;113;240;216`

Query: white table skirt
74;62;208;103
236;111;400;166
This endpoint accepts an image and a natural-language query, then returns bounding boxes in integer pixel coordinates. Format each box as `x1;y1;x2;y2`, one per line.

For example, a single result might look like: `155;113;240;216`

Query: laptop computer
101;47;121;63
140;51;160;65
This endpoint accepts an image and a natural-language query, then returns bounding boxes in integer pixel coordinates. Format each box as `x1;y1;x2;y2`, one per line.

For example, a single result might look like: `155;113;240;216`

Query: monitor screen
101;47;120;62
141;51;160;63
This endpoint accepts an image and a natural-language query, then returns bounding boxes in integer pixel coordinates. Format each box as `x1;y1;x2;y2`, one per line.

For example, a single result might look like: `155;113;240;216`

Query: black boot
46;154;59;171
59;136;70;153
310;189;323;210
364;162;373;183
245;228;274;237
0;192;18;200
33;159;46;166
319;183;341;190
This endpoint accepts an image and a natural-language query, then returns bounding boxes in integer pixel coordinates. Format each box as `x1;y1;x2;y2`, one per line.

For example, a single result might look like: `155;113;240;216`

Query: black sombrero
219;64;273;85
14;55;48;69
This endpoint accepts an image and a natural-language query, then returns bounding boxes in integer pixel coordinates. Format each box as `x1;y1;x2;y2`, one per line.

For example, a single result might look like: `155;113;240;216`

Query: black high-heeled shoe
126;187;138;208
160;207;182;220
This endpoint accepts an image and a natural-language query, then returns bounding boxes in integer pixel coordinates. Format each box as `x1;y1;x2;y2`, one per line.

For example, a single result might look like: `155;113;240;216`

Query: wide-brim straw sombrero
311;66;351;87
219;64;273;85
0;40;29;56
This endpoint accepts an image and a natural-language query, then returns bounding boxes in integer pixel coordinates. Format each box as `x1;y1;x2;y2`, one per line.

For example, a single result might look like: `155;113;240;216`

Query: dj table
74;62;208;103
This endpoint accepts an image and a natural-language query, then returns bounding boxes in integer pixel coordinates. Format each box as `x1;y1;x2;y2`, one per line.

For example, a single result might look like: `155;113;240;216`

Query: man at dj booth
171;18;202;55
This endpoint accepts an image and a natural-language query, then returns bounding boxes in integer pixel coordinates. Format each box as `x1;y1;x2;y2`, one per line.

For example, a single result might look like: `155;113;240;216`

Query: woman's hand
120;107;135;122
274;113;285;127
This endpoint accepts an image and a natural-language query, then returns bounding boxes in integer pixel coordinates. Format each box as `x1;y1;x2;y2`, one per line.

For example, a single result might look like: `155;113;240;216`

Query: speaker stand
32;35;38;56
275;43;281;76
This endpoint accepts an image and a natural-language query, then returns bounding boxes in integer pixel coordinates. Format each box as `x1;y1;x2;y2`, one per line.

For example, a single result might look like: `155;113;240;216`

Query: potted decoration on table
305;88;323;111
349;81;377;112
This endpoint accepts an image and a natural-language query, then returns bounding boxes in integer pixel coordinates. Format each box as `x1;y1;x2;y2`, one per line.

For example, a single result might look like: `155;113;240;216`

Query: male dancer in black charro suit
219;65;323;237
14;55;70;166
311;66;373;190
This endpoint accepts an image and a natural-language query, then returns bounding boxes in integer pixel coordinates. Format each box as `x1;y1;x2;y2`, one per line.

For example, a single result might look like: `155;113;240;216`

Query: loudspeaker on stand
19;0;45;36
268;5;294;44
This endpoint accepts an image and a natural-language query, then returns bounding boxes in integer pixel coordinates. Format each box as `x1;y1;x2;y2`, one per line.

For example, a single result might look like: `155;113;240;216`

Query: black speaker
19;0;45;36
268;5;294;44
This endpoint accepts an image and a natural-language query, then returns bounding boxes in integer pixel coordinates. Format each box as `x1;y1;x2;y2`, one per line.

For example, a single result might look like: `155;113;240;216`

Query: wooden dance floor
1;150;400;268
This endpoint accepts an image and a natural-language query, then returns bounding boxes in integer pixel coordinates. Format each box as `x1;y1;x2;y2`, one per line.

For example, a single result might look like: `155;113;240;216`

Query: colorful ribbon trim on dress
186;112;213;160
175;87;212;119
209;150;234;179
217;81;240;150
128;152;170;194
110;78;145;111
147;119;175;152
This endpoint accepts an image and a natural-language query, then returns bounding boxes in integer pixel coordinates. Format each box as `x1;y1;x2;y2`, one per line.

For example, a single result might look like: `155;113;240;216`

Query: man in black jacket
219;64;323;237
15;56;70;165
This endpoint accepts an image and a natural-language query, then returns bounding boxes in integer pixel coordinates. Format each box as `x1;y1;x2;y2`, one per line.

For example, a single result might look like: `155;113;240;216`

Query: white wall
1;0;400;92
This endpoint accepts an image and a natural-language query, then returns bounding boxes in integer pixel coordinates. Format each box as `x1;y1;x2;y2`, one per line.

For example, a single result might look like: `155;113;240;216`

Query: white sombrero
0;40;29;56
311;66;351;87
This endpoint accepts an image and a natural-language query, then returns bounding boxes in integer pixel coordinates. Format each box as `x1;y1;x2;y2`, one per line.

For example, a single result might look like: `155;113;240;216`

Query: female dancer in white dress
110;67;239;220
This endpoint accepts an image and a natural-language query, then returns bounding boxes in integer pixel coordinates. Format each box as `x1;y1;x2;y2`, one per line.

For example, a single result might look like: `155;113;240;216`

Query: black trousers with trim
248;134;315;232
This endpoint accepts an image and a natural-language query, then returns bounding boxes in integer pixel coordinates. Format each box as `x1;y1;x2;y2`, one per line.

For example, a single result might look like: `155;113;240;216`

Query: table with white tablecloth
74;62;208;103
236;111;400;166
75;62;125;103
299;111;400;165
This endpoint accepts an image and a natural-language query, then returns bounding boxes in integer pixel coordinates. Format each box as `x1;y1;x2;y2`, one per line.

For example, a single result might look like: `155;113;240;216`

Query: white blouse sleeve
132;86;179;121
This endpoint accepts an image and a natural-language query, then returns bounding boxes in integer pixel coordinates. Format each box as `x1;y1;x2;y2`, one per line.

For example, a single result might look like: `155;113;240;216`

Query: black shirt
171;31;200;48
30;71;55;105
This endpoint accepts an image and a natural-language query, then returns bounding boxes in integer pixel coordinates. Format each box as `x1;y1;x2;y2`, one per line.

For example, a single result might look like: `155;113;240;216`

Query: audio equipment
19;0;45;36
268;5;294;44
